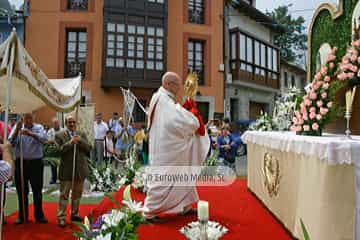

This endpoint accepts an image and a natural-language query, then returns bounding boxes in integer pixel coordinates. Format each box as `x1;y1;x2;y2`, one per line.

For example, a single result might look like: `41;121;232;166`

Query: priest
143;72;210;220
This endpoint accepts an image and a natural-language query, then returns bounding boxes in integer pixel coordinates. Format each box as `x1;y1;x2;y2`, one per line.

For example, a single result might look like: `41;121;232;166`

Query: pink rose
310;107;316;113
317;100;323;107
310;92;317;100
303;114;308;121
292;117;298;124
323;83;330;89
310;111;317;119
295;111;301;118
303;125;310;131
329;62;335;69
327;54;336;62
343;58;350;64
320;107;329;115
321;92;327;99
304;99;312;106
337;72;347;81
296;126;303;132
298;117;304;125
316;114;322;120
324;76;330;82
351;55;358;62
327;101;333;108
348;72;355;79
351;65;358;72
320;66;328;75
290;125;296;131
315;73;322;81
358;70;360;77
317;81;324;88
312;123;319;130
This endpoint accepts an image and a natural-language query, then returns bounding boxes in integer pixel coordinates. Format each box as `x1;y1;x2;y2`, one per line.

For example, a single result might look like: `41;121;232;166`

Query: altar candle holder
198;201;209;240
345;110;352;139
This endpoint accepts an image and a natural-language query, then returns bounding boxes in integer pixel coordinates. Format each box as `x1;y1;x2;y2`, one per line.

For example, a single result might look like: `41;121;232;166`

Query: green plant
310;0;358;78
300;219;311;240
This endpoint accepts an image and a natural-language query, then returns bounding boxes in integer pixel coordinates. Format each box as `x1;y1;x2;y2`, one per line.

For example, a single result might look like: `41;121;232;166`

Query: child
104;130;115;166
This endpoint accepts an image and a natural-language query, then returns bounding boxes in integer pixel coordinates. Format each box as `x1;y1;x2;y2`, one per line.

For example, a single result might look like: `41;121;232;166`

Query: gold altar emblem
263;153;281;198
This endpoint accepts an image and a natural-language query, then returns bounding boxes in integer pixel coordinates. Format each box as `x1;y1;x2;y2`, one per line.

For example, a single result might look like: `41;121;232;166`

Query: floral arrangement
131;167;147;193
118;148;142;186
337;39;360;87
74;186;146;240
89;162;121;193
249;111;276;131
291;47;344;136
180;221;229;240
272;87;301;131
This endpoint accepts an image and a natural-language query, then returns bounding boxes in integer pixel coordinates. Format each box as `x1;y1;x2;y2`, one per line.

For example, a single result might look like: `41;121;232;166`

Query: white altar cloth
242;131;360;240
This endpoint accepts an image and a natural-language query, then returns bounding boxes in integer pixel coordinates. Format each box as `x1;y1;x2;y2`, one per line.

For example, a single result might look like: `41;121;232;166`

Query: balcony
230;60;279;89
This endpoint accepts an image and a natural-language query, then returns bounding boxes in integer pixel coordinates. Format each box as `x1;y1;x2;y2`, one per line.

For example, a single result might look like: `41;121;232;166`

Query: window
67;0;88;10
229;29;280;84
188;40;204;85
291;75;296;87
106;23;125;68
147;27;164;71
105;22;164;71
284;72;288;87
188;0;205;24
65;29;87;78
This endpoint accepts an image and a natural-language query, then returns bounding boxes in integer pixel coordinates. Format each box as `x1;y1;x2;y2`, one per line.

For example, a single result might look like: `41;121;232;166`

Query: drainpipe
223;0;231;119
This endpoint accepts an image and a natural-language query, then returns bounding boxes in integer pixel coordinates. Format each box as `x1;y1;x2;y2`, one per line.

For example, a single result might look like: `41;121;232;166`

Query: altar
242;131;360;240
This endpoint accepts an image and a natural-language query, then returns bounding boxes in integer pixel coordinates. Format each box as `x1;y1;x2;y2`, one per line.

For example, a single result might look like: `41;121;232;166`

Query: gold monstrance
184;71;199;98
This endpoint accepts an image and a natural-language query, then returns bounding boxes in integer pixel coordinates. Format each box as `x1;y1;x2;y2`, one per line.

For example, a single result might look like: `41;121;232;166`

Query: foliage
204;150;219;167
266;5;307;63
291;47;345;136
73;187;146;240
310;0;358;78
119;148;142;186
88;162;121;193
249;111;276;131
300;219;311;240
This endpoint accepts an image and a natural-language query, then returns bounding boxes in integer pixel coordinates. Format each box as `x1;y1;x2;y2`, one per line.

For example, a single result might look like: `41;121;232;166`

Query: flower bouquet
88;162;121;193
291;47;344;136
74;186;146;240
249;111;276;131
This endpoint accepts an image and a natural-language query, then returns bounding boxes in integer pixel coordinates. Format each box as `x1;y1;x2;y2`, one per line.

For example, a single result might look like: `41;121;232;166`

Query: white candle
198;200;209;221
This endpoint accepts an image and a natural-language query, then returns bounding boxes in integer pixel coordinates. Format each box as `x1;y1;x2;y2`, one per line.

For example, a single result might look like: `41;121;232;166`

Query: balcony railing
65;61;86;78
230;60;280;89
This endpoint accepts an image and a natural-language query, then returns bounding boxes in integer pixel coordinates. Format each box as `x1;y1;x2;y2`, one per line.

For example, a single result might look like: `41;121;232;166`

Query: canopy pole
0;41;16;240
71;72;82;215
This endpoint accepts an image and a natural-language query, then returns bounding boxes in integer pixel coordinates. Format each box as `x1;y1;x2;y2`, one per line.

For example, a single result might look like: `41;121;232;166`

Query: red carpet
3;180;292;239
92;179;293;240
3;203;94;240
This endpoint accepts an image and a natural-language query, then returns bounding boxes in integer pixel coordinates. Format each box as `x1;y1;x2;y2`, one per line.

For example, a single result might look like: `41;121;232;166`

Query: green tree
267;5;307;63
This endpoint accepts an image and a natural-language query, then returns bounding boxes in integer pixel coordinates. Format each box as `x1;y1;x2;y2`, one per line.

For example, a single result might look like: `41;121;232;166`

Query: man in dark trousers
9;113;48;224
55;114;91;228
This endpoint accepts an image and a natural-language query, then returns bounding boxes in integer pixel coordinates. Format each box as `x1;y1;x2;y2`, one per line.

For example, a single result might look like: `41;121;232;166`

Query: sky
256;0;338;29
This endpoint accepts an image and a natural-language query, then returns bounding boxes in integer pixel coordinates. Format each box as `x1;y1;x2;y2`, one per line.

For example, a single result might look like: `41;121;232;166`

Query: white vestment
143;87;210;215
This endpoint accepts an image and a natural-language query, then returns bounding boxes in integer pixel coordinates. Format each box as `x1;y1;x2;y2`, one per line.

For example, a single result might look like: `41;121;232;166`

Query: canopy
0;30;81;113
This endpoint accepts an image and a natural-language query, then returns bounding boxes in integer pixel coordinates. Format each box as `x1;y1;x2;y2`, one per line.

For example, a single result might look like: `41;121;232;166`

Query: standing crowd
0;111;149;228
